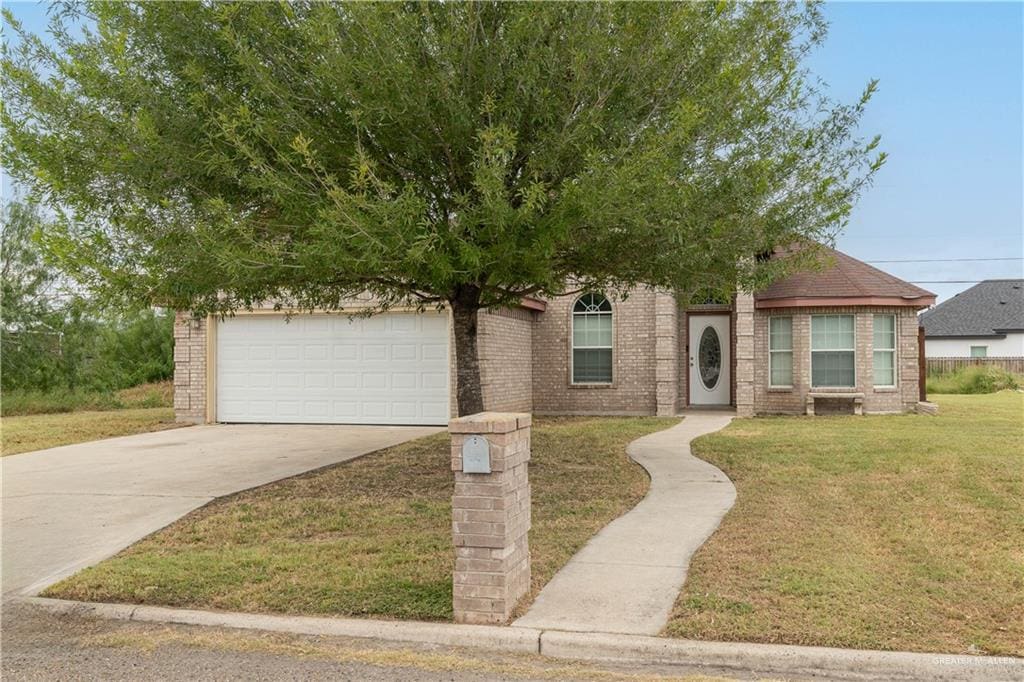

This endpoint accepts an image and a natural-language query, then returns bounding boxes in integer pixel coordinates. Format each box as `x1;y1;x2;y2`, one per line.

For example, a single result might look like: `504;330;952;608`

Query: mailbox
461;435;491;474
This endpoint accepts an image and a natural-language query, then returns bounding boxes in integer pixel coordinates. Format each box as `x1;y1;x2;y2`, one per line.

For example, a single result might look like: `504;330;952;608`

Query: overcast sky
4;1;1022;304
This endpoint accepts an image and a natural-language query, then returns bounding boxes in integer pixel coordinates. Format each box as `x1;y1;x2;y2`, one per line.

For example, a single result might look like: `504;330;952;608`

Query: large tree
2;1;883;415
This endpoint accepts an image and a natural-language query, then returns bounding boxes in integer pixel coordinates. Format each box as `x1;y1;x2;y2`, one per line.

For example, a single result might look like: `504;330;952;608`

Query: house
173;245;935;424
920;280;1024;358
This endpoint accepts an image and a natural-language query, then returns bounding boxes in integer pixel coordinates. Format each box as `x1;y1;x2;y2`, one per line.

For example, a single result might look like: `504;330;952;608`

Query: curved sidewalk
514;411;736;635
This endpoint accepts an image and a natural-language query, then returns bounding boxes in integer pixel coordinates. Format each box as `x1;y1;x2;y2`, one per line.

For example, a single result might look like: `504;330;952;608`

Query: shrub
926;366;1023;395
1;381;173;416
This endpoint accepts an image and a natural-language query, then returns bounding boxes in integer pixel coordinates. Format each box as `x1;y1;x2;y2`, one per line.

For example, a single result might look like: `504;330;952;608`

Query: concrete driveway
1;423;441;597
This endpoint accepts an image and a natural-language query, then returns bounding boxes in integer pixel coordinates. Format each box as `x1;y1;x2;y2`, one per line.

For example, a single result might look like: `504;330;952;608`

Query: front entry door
688;314;731;406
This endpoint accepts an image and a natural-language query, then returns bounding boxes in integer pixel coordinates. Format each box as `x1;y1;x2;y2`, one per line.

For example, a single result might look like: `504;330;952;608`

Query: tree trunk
451;287;485;417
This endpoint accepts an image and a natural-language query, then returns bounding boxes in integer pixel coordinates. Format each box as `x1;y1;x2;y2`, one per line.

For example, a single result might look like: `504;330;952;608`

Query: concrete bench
806;392;864;416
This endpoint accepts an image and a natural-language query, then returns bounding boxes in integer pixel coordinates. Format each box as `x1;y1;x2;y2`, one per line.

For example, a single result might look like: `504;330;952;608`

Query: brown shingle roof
754;245;935;308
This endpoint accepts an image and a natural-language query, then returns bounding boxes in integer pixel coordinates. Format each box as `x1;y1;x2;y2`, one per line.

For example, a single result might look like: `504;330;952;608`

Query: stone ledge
449;412;531;434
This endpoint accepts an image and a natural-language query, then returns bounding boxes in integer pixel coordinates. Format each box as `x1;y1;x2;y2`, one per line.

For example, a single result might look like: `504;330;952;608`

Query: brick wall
753;306;921;415
173;311;207;423
531;290;659;416
478;307;535;413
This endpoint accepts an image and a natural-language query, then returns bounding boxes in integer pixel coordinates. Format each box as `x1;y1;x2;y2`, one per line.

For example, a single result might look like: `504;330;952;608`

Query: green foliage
2;2;883;313
1;380;172;416
926;366;1022;395
1;200;174;394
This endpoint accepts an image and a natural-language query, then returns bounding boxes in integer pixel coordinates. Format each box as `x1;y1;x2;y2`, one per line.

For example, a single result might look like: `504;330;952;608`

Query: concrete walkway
1;424;441;597
515;411;736;635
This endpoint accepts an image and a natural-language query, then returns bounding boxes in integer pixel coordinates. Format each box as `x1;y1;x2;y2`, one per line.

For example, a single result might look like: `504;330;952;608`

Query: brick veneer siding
531;290;658;416
173;311;207;423
476;307;535;414
752;306;922;414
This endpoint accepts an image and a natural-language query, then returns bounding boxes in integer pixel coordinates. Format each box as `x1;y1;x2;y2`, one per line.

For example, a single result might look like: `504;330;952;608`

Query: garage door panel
216;312;449;425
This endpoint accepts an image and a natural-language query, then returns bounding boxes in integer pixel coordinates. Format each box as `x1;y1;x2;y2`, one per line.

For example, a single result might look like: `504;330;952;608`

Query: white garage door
216;312;450;425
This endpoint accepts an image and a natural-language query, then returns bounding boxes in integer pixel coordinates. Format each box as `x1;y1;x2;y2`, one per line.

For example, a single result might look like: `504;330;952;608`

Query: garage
215;312;450;425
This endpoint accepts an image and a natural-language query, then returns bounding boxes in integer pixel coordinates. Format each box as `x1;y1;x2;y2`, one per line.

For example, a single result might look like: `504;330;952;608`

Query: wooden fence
925;356;1024;375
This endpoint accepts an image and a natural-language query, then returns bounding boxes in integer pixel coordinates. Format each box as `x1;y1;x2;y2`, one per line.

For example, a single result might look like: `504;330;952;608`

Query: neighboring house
920;280;1024;358
173;245;935;424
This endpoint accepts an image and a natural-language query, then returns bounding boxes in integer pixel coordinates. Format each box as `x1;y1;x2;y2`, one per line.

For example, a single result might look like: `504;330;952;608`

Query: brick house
173;245;935;424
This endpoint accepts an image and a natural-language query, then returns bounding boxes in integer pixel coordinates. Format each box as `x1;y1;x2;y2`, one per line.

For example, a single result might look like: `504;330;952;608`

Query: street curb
538;630;1023;682
17;597;1023;681
16;597;541;654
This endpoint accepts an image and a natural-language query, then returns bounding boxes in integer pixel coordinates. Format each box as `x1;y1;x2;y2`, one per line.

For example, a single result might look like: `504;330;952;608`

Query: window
811;314;855;387
970;345;988;358
572;293;612;383
768;317;793;387
873;314;897;387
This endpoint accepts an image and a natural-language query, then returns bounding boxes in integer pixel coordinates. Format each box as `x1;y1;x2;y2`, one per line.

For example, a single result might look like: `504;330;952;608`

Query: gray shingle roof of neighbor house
920;279;1024;338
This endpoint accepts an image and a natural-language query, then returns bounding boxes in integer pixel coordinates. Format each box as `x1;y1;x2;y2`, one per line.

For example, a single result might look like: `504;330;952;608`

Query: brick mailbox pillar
449;412;531;625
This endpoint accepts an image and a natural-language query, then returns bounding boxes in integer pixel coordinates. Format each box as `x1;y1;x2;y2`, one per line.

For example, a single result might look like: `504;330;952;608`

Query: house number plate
462;436;491;474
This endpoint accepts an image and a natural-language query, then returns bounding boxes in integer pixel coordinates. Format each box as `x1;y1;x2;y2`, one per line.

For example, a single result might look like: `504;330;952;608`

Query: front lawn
1;407;185;456
45;416;676;621
667;392;1023;656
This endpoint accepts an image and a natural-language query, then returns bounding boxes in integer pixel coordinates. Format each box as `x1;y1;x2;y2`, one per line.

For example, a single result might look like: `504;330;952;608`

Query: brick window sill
873;386;899;393
767;386;794;392
569;383;616;390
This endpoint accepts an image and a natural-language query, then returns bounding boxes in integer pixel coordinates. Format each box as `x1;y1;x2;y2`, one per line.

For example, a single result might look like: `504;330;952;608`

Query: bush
926;366;1023;395
1;381;173;416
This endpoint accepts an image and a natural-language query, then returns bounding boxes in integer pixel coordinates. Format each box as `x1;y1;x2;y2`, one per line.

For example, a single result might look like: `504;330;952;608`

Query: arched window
572;293;613;383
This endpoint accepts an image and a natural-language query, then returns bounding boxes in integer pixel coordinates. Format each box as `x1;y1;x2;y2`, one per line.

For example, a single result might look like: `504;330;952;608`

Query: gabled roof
754;244;936;309
920;280;1024;338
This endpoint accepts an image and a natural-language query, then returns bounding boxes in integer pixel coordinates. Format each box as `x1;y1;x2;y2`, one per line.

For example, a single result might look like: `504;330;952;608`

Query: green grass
1;407;186;456
2;380;173;416
666;392;1024;656
44;416;677;621
926;365;1022;394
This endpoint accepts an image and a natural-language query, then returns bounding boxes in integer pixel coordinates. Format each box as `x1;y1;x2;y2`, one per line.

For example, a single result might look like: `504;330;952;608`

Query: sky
808;2;1023;302
3;1;1022;304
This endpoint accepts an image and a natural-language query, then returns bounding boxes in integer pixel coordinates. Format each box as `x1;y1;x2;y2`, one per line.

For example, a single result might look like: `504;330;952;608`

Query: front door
688;314;731;406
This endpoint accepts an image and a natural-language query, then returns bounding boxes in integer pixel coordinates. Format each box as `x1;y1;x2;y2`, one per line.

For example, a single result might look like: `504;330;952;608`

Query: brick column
654;292;679;416
173;312;207;424
734;292;755;417
449;412;531;624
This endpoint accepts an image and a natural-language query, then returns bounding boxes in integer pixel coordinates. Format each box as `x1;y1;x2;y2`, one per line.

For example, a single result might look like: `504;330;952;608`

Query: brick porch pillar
654;292;679;416
449;412;531;624
734;291;755;417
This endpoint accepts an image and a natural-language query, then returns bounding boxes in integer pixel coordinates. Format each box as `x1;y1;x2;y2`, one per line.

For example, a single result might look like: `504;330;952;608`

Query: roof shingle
754;244;935;307
920;280;1024;337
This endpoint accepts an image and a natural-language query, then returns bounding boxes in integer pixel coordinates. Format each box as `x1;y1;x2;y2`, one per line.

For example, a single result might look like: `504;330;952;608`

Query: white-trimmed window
873;314;897;387
572;293;612;383
811;314;855;388
768;316;793;387
970;345;988;358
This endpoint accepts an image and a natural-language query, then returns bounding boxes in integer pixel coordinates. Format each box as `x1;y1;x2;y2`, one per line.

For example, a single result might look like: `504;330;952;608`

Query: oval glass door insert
698;326;721;390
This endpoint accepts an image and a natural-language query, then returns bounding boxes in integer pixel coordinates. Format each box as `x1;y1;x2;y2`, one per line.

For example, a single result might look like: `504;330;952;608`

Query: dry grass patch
1;407;184;456
46;416;676;621
667;392;1023;656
